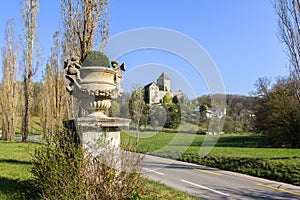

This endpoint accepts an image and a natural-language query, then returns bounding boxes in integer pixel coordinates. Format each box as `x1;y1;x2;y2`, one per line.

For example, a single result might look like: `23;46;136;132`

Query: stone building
144;73;182;105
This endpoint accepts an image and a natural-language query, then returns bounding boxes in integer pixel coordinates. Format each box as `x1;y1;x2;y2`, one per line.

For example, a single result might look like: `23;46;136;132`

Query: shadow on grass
15;132;42;137
189;135;267;148
0;159;32;165
215;135;267;147
0;177;39;199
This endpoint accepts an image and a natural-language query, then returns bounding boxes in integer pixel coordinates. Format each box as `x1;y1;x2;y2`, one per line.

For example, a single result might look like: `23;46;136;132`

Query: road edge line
143;168;165;176
257;183;300;197
180;179;230;196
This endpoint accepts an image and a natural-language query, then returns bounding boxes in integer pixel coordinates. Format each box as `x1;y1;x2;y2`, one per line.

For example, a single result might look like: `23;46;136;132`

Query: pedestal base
76;116;130;156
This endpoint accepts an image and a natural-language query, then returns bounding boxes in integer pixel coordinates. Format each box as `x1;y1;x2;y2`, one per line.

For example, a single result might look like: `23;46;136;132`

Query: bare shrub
31;129;144;199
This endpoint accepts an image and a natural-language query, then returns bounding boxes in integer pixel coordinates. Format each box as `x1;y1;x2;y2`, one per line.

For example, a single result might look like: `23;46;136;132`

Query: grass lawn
15;116;42;136
142;179;199;200
121;131;299;158
0;140;198;200
0;141;40;199
121;131;267;152
0;116;42;138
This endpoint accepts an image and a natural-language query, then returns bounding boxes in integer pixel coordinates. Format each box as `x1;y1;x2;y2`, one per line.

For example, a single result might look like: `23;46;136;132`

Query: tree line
1;0;109;142
1;0;299;148
252;0;300;148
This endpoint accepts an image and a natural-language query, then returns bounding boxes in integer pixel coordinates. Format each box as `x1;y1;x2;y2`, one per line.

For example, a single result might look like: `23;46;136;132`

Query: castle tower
157;72;171;91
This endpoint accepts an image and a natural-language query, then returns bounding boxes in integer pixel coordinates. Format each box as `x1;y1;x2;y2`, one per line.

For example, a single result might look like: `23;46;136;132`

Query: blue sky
0;0;288;98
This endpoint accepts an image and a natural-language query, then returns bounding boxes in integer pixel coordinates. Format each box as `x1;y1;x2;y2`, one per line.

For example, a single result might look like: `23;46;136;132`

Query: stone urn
64;56;125;118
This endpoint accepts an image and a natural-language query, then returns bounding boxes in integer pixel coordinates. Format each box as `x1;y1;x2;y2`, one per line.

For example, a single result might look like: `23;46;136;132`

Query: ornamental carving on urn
64;51;125;118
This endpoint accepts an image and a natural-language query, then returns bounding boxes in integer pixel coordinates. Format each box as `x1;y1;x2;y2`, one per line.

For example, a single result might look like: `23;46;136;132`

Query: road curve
142;154;300;200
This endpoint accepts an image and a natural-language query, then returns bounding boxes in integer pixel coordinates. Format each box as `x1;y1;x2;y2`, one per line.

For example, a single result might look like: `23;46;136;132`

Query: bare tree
275;0;300;99
61;0;110;119
129;86;147;145
61;0;110;64
40;31;70;140
21;0;40;142
1;19;19;141
61;40;74;120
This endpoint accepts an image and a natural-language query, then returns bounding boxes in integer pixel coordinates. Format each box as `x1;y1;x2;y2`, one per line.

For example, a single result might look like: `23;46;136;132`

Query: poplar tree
61;0;110;64
1;19;19;141
275;0;300;99
129;86;147;145
21;0;40;142
61;0;110;118
40;32;70;140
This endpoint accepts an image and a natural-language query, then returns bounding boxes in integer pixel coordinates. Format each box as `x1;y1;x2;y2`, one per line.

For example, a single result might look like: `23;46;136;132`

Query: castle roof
144;82;157;89
157;72;170;80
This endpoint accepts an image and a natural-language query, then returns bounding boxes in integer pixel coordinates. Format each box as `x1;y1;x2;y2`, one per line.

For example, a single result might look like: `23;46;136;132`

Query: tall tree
254;77;300;147
162;92;172;105
109;101;120;117
61;0;110;119
40;31;70;140
129;86;147;145
61;0;110;64
271;0;300;147
163;95;181;129
1;19;19;141
275;0;300;99
21;0;40;142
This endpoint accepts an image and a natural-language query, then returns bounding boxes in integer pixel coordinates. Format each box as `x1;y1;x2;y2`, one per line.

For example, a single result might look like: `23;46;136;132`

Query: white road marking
180;179;230;197
143;168;165;176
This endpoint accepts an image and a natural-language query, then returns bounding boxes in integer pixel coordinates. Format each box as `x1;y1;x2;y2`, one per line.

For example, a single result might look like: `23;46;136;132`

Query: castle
144;73;182;105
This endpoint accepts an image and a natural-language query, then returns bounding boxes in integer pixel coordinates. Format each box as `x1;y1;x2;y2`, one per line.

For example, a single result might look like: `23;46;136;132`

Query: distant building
194;105;226;118
205;108;225;118
144;73;182;105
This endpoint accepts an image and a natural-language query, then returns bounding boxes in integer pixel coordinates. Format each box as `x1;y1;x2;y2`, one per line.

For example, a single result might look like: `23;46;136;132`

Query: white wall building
144;73;182;105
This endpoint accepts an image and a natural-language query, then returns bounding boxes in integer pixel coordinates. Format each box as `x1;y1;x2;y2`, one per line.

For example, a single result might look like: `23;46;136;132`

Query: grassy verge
121;131;300;186
0;140;198;200
0;141;40;199
180;151;300;186
142;179;199;200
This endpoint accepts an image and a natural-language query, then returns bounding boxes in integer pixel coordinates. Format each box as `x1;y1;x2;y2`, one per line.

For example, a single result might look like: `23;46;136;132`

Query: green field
0;140;198;199
0;141;40;199
121;131;300;185
121;131;267;152
0;116;42;137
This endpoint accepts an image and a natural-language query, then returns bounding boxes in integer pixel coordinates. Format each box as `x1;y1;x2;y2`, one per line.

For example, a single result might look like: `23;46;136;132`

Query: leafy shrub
82;50;110;67
163;104;181;129
31;130;88;199
31;130;144;199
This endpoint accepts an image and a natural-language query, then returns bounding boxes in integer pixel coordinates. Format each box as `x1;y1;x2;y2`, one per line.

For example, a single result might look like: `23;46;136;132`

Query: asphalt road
142;155;300;200
15;134;46;143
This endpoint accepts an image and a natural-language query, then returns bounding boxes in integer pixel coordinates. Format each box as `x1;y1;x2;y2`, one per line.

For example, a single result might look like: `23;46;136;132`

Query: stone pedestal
76;116;130;157
64;57;129;167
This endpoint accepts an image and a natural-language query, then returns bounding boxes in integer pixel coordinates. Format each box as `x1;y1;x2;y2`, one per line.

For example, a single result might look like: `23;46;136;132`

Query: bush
31;130;144;199
163;104;181;129
82;50;110;67
31;131;88;199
